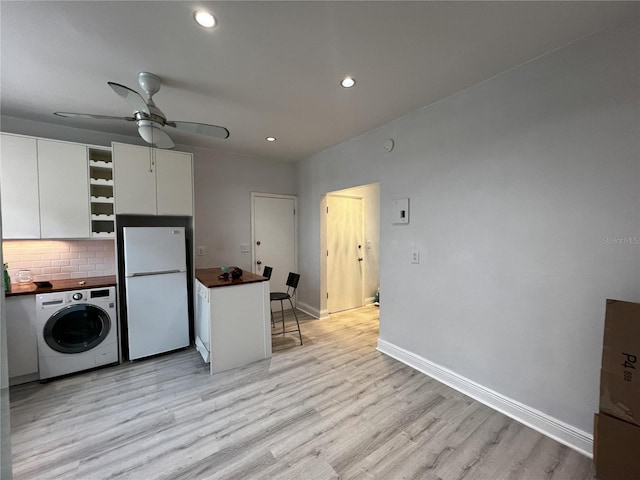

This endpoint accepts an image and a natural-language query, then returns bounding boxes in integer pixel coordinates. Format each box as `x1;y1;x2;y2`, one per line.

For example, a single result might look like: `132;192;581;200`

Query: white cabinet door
195;280;211;362
0;134;40;238
209;282;271;374
113;142;156;215
6;296;39;379
155;149;193;216
38;139;90;238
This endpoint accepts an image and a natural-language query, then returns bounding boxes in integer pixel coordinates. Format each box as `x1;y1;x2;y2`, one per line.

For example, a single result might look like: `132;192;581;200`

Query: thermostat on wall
392;198;409;224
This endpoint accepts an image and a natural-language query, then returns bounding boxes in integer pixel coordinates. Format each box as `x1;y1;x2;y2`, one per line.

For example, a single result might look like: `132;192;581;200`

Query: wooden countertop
5;275;117;297
195;268;268;289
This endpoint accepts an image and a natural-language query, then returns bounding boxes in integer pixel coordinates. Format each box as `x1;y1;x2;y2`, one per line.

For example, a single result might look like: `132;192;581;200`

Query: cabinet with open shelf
88;147;115;238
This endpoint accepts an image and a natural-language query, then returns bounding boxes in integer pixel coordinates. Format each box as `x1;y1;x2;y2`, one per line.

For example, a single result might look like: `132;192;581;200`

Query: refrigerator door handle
131;269;182;277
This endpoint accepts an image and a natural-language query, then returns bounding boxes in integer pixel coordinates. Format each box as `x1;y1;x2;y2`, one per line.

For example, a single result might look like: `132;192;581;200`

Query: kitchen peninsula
195;268;271;374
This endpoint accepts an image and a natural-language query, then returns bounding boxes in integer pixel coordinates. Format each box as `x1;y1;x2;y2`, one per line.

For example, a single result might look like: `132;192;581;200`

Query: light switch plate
392;198;409;224
241;243;250;253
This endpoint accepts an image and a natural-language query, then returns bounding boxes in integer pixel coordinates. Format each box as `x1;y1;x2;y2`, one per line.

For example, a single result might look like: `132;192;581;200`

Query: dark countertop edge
5;275;117;297
195;268;268;289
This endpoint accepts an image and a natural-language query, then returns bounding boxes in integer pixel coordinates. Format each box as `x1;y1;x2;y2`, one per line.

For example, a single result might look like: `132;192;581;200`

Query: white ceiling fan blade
166;121;230;139
108;82;150;115
138;125;175;149
55;112;136;121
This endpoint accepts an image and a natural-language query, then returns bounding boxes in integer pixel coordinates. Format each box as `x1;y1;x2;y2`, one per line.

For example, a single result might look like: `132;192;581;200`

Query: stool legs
272;298;302;345
288;297;303;345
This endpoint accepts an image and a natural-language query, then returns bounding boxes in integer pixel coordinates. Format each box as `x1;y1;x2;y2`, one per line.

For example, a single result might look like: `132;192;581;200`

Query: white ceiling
1;1;638;161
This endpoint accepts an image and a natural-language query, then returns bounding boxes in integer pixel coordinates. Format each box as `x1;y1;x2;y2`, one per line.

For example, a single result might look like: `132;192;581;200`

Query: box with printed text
599;299;640;426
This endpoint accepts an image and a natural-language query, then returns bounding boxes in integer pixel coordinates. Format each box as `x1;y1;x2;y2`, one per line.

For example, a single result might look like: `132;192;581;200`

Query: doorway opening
321;183;380;317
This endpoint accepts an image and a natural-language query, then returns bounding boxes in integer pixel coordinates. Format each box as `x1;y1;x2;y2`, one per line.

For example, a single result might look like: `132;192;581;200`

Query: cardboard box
600;299;640;426
595;412;640;480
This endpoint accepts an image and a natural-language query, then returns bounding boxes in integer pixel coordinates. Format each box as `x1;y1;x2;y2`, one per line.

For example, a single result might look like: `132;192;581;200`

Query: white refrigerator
123;226;190;360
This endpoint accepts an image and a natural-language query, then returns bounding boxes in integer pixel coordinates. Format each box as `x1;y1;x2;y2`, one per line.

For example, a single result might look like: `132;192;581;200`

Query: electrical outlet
197;246;206;256
411;249;420;264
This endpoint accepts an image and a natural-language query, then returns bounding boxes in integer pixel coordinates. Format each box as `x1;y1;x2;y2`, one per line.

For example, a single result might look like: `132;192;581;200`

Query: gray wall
296;22;640;436
193;150;297;270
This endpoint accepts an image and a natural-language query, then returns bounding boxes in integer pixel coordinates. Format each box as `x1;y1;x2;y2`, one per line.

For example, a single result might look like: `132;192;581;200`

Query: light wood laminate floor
10;306;595;480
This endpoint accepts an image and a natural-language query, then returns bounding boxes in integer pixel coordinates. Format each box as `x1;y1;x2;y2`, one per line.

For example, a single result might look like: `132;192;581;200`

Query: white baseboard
296;301;323;319
376;339;593;457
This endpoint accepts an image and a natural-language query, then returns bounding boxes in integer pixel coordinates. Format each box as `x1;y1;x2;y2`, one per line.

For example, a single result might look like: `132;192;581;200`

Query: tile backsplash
3;240;116;282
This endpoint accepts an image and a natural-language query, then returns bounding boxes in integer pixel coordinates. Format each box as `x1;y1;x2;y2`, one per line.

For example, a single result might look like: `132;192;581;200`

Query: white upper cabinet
37;139;90;238
0;134;40;239
113;142;193;216
113;143;157;215
155;149;193;216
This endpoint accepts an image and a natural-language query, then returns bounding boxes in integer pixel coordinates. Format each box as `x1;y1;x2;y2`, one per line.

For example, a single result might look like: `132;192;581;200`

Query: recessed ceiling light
194;10;216;28
266;137;276;142
341;76;356;88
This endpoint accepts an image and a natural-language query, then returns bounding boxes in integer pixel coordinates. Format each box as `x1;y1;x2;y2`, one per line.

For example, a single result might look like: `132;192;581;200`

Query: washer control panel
37;287;116;309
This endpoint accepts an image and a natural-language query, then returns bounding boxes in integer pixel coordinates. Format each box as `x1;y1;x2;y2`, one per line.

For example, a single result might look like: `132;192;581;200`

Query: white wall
297;21;640;446
193;150;297;271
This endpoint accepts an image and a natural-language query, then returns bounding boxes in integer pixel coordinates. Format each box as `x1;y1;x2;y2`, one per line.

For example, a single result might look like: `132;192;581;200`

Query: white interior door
327;195;364;313
252;194;297;311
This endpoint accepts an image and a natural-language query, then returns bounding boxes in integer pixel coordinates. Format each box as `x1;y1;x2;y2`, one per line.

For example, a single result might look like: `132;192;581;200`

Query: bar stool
270;272;302;345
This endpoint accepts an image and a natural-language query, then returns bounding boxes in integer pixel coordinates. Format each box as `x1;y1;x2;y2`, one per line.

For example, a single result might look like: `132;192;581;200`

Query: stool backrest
262;266;273;280
286;272;300;295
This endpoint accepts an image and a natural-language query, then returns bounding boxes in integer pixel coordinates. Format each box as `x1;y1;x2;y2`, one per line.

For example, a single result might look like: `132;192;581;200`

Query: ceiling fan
55;72;229;149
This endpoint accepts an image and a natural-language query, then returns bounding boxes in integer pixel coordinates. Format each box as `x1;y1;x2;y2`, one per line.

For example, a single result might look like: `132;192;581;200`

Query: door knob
257;260;262;265
256;241;261;246
358;257;363;262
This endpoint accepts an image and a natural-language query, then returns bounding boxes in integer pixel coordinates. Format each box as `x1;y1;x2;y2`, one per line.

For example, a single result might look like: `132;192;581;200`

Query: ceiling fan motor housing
138;72;161;97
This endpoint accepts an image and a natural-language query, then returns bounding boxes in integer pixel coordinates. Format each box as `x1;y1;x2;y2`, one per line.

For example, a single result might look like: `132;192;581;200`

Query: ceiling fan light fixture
194;10;216;28
138;123;160;144
341;76;356;88
138;121;174;149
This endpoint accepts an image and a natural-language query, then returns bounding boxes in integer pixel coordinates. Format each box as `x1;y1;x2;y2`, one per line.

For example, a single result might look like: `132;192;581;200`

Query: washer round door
43;304;111;354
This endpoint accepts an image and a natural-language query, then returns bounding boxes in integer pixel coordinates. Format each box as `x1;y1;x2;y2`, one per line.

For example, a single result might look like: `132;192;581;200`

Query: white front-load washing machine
36;286;119;380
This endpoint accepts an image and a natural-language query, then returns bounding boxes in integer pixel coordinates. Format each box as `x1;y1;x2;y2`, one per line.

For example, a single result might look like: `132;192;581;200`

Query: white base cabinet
6;296;39;384
195;279;271;374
